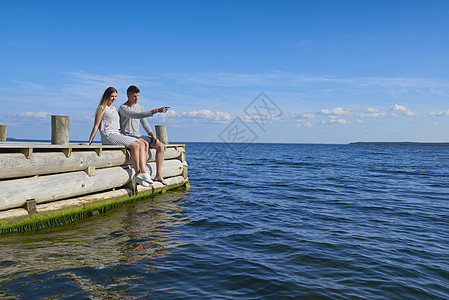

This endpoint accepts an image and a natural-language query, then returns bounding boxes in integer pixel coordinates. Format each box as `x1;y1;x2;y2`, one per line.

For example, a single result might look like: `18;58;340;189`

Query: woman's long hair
96;87;117;116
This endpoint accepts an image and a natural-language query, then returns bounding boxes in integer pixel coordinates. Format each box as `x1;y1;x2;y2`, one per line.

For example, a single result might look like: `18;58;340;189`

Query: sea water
0;143;448;299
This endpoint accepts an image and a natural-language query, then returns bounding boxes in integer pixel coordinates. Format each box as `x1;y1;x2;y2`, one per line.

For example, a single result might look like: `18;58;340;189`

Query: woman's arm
79;108;104;145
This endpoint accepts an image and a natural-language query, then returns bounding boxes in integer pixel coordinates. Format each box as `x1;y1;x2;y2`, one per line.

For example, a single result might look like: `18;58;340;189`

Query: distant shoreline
349;142;449;146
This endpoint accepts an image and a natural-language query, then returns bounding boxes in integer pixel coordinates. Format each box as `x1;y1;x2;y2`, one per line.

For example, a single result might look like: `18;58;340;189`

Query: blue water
0;143;448;299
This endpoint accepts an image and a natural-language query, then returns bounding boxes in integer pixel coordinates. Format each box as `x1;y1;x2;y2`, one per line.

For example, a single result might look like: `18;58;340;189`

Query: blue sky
1;0;449;143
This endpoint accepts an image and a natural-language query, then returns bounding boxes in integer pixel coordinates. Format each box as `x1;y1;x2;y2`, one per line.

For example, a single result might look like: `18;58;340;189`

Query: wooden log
36;175;187;214
0;166;133;211
0;208;28;221
155;125;168;145
146;159;183;179
51;115;70;145
36;187;133;214
0;159;184;211
0;125;6;142
136;175;186;193
0;150;127;180
0;147;185;180
153;147;183;162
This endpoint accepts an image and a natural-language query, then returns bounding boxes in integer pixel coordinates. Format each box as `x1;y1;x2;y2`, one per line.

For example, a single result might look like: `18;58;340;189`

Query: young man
119;85;170;185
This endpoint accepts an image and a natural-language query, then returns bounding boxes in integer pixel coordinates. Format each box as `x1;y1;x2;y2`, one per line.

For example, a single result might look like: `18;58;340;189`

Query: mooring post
25;199;37;215
0;125;6;142
51;115;70;145
155;125;169;145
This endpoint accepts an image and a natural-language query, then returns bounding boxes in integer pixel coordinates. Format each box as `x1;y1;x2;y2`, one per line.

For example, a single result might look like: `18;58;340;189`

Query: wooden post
0;125;6;142
51;115;69;145
25;199;37;215
155;125;168;145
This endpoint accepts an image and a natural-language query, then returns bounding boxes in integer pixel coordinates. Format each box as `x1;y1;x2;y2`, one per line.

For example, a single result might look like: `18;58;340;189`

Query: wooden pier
0;141;189;231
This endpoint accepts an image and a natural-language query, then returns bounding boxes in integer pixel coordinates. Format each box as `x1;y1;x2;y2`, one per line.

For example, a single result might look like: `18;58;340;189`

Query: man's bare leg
150;140;167;185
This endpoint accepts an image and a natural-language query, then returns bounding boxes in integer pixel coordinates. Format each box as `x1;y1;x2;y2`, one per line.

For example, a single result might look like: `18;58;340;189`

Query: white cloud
320;107;350;115
301;113;315;119
215;111;231;121
429;109;449;116
284;112;314;120
320;107;386;119
161;109;231;123
18;111;51;118
297;120;313;127
0;111;53;128
183;110;214;119
359;108;386;118
392;104;408;112
322;118;348;125
391;104;414;116
164;109;178;117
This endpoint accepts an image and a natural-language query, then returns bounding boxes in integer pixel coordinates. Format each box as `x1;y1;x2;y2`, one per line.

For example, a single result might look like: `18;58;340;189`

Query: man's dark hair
127;85;140;94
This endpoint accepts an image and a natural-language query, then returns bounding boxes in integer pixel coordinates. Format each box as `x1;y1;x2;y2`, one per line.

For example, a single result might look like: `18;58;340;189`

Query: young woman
80;87;153;187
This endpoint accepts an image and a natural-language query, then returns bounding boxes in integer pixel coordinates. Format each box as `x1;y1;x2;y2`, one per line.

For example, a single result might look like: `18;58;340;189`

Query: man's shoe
133;175;150;187
137;172;154;184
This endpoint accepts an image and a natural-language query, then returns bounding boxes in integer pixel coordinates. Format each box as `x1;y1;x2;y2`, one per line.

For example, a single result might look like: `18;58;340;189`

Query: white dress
99;106;138;146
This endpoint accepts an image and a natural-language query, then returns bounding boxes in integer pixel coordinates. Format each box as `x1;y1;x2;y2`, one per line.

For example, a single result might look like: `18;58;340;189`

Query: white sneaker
133;175;150;187
138;172;154;184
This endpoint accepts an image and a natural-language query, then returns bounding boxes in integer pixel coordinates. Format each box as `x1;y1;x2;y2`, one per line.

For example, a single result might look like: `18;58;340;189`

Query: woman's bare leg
128;141;142;173
129;140;153;185
138;140;148;173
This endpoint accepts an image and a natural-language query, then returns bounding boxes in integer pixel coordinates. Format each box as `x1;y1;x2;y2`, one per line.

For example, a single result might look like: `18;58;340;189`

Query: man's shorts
128;134;154;146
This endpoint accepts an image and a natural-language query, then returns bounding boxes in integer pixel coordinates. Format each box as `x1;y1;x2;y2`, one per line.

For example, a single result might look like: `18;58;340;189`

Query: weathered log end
182;164;188;178
85;166;95;177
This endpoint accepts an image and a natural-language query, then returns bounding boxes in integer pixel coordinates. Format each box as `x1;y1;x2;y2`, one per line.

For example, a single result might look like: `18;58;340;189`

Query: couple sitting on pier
81;86;169;187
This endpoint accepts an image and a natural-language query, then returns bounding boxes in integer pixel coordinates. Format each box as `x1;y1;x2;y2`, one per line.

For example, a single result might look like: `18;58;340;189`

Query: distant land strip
349;142;449;146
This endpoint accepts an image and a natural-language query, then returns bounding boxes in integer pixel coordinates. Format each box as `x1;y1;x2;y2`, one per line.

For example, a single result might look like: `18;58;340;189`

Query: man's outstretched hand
157;107;170;113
